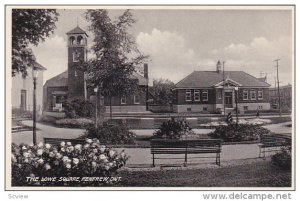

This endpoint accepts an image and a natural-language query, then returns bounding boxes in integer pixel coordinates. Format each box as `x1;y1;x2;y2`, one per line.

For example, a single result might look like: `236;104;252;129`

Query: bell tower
66;26;88;101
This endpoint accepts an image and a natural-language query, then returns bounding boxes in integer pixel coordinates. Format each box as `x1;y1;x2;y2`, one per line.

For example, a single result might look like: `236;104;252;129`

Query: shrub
12;108;32;119
11;139;129;186
271;146;291;170
153;118;194;139
84;124;136;145
63;99;99;118
55;118;94;128
208;124;270;142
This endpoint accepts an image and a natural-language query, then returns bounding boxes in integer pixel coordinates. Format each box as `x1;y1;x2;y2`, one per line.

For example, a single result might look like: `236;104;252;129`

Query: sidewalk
115;143;263;167
262;121;292;134
12;120;291;168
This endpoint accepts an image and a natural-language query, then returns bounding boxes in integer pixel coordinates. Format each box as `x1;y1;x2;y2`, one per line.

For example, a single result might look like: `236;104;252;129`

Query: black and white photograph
5;5;295;190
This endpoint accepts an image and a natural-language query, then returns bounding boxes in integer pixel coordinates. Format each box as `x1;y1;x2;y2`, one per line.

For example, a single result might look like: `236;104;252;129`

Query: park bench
44;138;85;147
258;134;291;158
150;139;222;167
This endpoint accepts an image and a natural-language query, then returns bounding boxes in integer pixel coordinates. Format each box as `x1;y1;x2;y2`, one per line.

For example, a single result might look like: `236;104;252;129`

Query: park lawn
117;159;291;187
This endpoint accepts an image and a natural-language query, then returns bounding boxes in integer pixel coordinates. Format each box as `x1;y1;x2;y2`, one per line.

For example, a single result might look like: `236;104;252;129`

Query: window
134;95;140;104
77;35;84;45
203;107;207;111
185;90;192;102
72;51;80;62
218;91;222;99
243;106;248;111
258;91;263;100
258;105;263;110
243;90;248;100
194;90;200;101
250;90;256;100
121;96;126;105
202;90;208;101
187;108;191;112
69;36;75;45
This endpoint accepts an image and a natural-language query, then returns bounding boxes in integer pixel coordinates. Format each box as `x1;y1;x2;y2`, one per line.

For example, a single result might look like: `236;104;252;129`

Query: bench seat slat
150;139;222;166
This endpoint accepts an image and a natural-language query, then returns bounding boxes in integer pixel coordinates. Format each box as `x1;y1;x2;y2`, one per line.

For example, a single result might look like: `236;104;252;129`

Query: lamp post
234;87;239;126
94;86;98;128
32;67;38;145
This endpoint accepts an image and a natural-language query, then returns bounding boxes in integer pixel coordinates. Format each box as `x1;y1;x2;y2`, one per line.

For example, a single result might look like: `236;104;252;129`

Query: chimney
144;63;148;79
216;60;222;73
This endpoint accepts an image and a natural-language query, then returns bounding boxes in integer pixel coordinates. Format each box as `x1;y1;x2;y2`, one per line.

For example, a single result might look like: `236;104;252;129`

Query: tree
84;9;148;119
12;9;59;76
150;78;175;105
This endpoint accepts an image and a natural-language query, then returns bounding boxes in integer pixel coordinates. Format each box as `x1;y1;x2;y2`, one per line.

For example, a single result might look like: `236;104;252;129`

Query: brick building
43;26;149;114
172;61;271;113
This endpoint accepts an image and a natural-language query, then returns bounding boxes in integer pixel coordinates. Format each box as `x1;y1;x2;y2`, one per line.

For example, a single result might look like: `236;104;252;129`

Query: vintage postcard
5;5;295;191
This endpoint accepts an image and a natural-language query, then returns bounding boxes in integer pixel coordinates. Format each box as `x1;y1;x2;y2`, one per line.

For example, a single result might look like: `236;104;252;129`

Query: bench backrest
44;138;85;147
150;139;222;154
260;134;291;146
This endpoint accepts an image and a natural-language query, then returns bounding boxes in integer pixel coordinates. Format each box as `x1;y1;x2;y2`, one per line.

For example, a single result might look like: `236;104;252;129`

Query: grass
117;159;291;187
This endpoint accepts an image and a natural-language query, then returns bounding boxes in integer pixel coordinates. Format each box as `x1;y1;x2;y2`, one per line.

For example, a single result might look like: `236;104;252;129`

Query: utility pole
274;59;281;117
223;61;226;117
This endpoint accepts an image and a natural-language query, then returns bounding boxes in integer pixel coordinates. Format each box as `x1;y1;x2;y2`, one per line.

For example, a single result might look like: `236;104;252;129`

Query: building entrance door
225;91;233;108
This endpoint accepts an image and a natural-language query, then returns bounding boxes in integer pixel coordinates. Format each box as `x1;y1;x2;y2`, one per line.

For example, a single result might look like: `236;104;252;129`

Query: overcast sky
30;8;293;87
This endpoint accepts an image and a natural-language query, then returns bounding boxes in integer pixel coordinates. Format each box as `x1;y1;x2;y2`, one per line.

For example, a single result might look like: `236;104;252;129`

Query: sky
29;8;294;86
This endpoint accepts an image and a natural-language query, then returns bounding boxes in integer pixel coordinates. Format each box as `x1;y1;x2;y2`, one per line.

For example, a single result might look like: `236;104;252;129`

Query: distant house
172;61;271;113
269;84;292;110
43;26;149;115
12;62;46;115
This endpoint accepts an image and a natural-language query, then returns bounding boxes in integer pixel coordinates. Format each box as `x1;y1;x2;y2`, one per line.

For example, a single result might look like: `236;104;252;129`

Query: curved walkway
12;121;84;145
12;120;291;167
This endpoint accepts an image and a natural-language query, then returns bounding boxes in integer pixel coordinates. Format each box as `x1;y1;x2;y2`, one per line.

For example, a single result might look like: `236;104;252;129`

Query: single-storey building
172;61;271;113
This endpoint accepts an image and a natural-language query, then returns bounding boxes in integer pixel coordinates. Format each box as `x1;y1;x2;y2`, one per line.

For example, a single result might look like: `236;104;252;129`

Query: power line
223;61;226;117
274;59;281;117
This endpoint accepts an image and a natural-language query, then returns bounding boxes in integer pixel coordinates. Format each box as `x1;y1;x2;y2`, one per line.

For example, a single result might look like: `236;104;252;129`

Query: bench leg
259;147;262;158
184;152;187;167
259;147;266;158
152;154;155;167
216;152;221;166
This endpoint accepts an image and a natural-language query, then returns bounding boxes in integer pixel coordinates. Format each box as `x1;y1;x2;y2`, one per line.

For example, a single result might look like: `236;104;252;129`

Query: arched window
77;35;84;45
69;36;75;45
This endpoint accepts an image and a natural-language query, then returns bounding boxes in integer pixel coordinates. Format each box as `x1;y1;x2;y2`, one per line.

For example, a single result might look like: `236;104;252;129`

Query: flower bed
11;139;129;186
208;124;271;142
55;118;94;128
152;118;195;139
84;124;136;145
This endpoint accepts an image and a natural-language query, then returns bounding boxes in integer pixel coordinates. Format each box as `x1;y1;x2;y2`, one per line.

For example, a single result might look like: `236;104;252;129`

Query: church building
43;26;149;115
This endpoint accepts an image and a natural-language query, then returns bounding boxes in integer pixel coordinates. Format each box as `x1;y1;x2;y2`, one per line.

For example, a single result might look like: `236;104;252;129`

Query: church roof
175;71;270;88
66;26;88;36
44;70;148;88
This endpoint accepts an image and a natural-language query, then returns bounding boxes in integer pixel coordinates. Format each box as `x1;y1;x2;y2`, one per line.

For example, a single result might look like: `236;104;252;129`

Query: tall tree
150;78;175;105
84;9;148;118
12;9;59;76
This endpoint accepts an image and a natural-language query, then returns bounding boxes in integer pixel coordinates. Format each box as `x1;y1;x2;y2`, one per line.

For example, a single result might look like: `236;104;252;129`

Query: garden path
262;121;292;134
12;120;290;167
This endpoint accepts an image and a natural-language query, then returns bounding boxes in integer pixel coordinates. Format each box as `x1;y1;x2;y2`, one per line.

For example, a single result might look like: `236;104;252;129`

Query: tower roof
66;26;88;36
